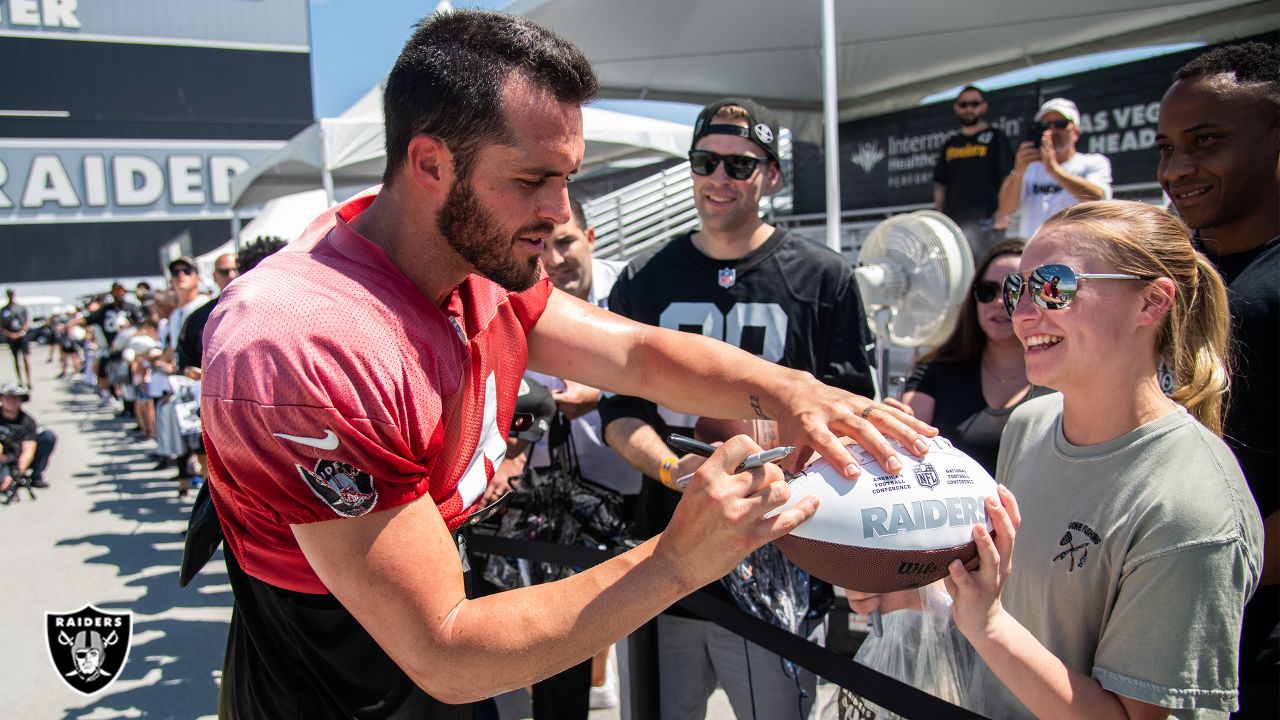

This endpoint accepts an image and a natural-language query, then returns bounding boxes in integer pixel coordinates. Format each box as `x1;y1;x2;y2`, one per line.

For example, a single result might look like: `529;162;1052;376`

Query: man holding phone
998;97;1112;239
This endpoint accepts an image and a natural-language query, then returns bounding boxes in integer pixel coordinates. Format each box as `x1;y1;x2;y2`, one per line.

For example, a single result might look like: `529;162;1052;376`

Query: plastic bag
823;582;978;720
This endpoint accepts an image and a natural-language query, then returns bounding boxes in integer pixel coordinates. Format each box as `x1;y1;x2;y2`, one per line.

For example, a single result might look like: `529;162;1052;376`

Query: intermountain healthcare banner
793;32;1278;214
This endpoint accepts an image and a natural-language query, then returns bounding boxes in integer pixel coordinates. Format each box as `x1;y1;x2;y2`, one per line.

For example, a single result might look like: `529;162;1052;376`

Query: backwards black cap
691;97;780;164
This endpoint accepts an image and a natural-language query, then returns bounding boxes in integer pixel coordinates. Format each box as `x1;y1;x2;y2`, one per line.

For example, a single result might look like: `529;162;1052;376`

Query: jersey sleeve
1092;539;1254;713
203;342;435;526
816;269;876;397
508;277;554;335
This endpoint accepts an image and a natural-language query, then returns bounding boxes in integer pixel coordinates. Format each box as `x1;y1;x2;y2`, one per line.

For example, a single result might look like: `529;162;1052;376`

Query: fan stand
871;306;894;401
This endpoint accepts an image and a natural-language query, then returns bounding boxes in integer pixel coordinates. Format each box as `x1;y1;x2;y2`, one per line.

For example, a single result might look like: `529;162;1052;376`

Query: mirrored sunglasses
688;150;766;181
1002;263;1148;317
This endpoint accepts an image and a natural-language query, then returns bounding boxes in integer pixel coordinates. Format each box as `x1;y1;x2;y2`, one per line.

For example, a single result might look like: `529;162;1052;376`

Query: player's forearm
616;323;818;422
426;536;688;702
971;610;1144;720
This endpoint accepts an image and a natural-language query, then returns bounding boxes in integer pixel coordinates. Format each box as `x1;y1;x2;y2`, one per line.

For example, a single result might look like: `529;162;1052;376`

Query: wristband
659;455;678;489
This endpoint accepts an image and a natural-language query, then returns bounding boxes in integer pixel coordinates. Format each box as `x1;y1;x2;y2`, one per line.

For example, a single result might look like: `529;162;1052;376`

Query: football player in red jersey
201;10;936;718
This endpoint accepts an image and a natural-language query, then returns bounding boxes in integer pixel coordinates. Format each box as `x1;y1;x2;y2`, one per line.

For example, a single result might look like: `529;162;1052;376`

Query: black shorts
7;337;28;355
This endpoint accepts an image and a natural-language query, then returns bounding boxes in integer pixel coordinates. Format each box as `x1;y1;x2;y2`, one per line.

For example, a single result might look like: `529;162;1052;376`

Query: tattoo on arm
749;394;770;420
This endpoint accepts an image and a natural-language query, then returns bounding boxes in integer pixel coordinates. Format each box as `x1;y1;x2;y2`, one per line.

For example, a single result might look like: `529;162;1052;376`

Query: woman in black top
903;240;1047;473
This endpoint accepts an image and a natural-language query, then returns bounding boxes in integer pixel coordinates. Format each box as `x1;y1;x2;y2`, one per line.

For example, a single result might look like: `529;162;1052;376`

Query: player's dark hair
236;237;288;274
917;239;1026;365
1174;42;1280;110
382;9;597;185
956;85;986;102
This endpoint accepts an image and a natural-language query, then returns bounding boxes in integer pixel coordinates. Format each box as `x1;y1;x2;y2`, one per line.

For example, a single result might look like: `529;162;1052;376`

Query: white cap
1035;98;1080;126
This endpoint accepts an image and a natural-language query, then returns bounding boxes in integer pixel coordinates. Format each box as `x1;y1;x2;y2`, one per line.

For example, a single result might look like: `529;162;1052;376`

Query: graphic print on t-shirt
1052;521;1102;572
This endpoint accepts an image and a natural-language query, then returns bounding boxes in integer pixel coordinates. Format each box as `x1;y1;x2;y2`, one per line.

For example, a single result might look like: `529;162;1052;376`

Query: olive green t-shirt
976;394;1263;719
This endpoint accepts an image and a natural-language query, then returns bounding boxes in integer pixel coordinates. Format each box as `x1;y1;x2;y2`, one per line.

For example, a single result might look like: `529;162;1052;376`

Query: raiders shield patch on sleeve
297;459;379;517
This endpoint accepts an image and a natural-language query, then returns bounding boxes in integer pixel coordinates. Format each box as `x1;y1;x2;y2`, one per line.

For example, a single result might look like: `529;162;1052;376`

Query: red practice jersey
202;189;552;593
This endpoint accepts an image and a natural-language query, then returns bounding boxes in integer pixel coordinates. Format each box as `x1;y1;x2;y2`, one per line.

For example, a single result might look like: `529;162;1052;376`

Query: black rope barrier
466;531;985;719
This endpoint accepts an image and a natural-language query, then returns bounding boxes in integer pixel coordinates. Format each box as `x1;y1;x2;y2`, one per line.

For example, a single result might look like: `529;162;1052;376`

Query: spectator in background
1;289;32;389
1156;41;1279;717
902;240;1049;475
135;281;153;307
0;383;56;497
602;97;878;720
999;98;1112;239
126;318;164;441
154;258;209;496
212;253;239;293
77;282;144;407
933;85;1015;258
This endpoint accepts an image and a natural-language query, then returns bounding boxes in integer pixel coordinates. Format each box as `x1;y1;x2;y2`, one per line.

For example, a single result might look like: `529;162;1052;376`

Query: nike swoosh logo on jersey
272;429;339;451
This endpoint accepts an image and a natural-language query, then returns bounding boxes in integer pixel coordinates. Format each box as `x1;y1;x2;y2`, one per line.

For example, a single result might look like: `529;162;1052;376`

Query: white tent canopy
229;85;694;211
196;189;330;278
512;0;1275;250
511;0;1276;142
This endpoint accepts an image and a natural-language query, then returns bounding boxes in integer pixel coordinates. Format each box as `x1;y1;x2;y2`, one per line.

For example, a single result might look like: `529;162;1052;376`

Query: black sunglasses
973;279;1001;304
1040;119;1072;129
170;266;196;276
214;267;237;276
955;100;983;109
1002;263;1148;317
688;150;767;181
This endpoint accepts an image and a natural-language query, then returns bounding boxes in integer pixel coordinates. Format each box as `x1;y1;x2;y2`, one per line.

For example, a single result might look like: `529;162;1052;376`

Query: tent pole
322;168;336;207
821;0;842;254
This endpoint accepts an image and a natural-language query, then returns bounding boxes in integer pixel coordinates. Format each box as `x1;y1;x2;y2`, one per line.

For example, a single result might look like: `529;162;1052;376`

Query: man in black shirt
1157;41;1279;718
933;85;1015;257
0;383;56;499
77;283;144;405
1;289;32;388
600;98;878;719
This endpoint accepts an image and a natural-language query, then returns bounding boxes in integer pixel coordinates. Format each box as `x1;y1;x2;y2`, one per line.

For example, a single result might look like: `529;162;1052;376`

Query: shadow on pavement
49;380;227;719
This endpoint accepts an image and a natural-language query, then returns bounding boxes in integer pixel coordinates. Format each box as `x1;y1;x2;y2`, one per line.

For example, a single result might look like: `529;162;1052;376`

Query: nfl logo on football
913;463;940;490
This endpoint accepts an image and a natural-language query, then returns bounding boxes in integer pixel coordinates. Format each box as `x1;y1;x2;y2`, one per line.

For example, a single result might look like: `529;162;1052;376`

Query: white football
771;436;998;593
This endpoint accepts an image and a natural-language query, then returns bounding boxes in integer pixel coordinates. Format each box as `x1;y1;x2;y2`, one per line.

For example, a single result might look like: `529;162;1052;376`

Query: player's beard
959;114;982;128
438;175;546;292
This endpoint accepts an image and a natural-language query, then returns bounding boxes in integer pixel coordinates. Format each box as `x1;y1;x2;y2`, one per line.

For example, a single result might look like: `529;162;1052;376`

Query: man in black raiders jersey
599;98;878;719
